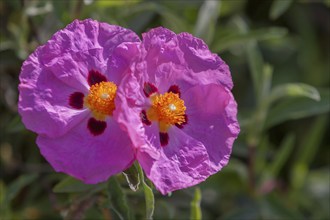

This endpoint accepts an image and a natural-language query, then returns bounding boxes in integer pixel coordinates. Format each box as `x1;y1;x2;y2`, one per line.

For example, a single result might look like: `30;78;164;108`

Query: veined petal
182;84;240;172
37;118;135;184
18;56;89;138
40;19;140;91
137;124;211;195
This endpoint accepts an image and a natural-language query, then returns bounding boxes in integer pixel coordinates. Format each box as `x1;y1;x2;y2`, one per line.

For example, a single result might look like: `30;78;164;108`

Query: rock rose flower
18;19;140;183
116;27;240;194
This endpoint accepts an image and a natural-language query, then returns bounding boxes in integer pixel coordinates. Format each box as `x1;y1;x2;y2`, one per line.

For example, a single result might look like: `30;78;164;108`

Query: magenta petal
182;84;240;172
37;118;135;184
39;19;140;90
137;125;211;195
18;56;89;138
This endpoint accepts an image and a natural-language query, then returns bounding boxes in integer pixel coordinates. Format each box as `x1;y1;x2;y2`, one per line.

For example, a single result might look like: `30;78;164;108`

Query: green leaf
265;88;330;128
270;0;294;20
96;0;140;7
194;0;220;44
233;17;265;104
291;115;329;190
160;9;190;33
107;177;131;220
269;83;320;103
190;187;202;220
268;133;295;178
137;163;154;220
6;174;38;202
53;176;102;193
260;194;303;219
213;27;288;52
122;165;140;191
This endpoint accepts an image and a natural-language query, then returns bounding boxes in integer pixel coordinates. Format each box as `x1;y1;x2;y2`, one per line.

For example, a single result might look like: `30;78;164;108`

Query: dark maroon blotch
87;117;107;136
88;70;107;86
168;85;181;97
140;110;151;126
69;92;84;109
175;114;188;129
159;132;169;146
143;82;158;97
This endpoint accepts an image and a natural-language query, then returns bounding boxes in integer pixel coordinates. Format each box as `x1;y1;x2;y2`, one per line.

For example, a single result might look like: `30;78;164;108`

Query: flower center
147;92;186;132
85;81;117;120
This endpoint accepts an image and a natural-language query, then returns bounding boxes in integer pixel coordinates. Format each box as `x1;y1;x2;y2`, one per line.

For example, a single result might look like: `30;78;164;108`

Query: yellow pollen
85;81;117;120
147;92;186;132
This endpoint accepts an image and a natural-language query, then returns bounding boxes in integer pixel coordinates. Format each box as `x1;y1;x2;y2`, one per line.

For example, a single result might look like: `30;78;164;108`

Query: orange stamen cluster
147;92;186;132
85;81;117;120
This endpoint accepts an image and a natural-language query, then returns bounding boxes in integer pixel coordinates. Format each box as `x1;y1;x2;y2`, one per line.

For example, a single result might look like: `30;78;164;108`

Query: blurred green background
0;0;329;219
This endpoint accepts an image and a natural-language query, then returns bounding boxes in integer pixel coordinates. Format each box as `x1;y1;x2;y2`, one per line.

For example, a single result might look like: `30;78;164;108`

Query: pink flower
116;27;240;194
18;19;140;183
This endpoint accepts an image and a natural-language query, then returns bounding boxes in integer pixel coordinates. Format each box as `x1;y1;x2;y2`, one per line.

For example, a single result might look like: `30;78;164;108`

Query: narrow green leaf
190;187;202;220
265;88;329;128
213;27;288;52
122;165;140;191
291;115;329;190
96;0;140;7
160;9;190;33
269;133;295;178
7;174;37;202
270;0;294;20
269;83;320;104
260;194;303;219
107;177;131;220
194;0;220;43
298;115;329;165
137;164;154;220
53;176;102;193
234;17;265;104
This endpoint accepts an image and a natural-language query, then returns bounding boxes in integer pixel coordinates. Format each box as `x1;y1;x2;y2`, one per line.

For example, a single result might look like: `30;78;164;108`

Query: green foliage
190;187;202;220
137;163;155;220
1;0;329;219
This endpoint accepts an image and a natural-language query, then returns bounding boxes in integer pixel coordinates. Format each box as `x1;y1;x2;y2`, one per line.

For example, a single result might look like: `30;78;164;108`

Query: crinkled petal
18;51;89;137
137;124;211;195
40;19;140;90
19;19;140;138
182;83;240;172
116;27;239;194
37;118;135;184
138;27;233;94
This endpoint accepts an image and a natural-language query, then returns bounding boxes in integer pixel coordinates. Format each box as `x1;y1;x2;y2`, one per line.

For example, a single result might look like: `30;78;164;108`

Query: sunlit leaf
137;164;154;220
194;0;220;43
270;0;294;20
96;0;140;7
265;88;329;128
122;165;140;191
269;83;320;103
53;176;103;193
190;187;202;220
213;27;288;52
107;177;131;220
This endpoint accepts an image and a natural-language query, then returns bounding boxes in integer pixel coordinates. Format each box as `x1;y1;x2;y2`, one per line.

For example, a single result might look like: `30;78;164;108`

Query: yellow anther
147;92;186;132
85;81;117;120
